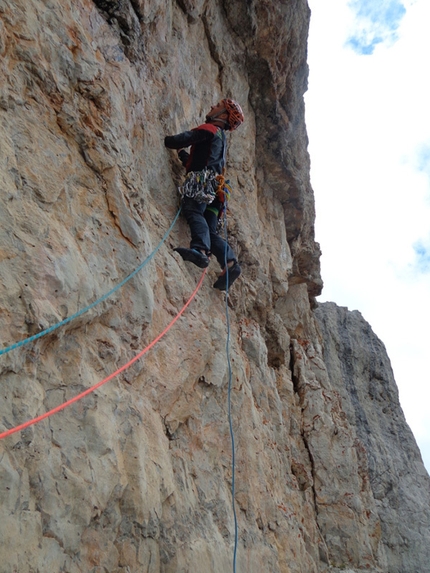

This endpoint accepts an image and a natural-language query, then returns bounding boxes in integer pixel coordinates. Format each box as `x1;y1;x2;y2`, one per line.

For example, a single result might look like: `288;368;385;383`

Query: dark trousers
181;196;236;268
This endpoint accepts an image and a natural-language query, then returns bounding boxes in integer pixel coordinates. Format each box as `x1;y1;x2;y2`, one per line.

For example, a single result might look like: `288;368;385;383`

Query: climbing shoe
174;247;210;268
213;262;241;291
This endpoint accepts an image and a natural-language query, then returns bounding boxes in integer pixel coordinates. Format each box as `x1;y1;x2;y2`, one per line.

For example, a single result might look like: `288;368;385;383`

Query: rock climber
164;98;244;291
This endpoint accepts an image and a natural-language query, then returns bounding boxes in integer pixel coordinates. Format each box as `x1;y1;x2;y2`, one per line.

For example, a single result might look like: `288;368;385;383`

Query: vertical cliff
0;1;429;572
315;303;430;573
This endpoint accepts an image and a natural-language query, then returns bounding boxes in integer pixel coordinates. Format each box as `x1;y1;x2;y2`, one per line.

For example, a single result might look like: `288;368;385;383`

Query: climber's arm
164;128;213;150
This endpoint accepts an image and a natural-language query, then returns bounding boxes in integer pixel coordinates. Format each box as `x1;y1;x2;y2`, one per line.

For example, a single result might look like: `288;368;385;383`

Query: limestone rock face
0;1;428;572
315;303;430;573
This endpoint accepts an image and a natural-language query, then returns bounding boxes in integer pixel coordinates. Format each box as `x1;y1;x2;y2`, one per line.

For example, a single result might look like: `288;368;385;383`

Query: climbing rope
2;190;240;569
222;208;238;573
0;268;207;441
0;208;181;357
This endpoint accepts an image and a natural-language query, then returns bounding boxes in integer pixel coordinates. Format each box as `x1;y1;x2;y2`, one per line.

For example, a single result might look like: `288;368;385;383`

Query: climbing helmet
222;98;244;131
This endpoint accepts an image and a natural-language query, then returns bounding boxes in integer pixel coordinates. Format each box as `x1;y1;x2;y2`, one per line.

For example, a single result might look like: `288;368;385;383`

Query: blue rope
223;208;238;573
0;208;181;356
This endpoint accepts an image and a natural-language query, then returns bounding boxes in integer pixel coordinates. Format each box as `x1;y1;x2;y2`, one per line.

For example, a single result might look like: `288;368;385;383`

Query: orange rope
0;269;207;441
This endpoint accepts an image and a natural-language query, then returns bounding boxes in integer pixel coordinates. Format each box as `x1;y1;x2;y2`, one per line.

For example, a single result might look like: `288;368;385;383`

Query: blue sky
417;143;430;177
347;0;406;54
306;0;430;472
412;144;430;272
413;242;430;272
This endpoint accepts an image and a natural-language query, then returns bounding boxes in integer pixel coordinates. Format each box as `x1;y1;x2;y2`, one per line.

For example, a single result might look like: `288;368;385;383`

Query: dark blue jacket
164;123;226;174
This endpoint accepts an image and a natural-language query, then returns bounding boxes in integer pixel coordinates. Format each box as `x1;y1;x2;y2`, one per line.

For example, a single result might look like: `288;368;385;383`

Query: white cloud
346;0;407;54
413;142;430;180
306;0;430;471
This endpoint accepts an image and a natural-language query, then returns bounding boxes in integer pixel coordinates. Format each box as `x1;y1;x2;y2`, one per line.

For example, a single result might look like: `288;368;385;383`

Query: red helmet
222;98;244;131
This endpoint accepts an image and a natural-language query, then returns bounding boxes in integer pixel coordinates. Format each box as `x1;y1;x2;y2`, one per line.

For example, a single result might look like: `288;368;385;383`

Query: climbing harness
178;126;230;206
0;268;207;441
178;168;217;203
0;208;182;357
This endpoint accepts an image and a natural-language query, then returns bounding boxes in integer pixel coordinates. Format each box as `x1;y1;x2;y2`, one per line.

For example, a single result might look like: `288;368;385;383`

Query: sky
305;0;430;472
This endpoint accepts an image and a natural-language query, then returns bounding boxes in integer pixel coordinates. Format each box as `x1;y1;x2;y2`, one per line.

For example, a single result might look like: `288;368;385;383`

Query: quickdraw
215;172;232;204
178;168;217;203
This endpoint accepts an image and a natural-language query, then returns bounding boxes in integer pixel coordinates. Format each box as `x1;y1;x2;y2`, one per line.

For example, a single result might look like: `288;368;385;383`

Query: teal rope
223;209;238;573
0;208;181;356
